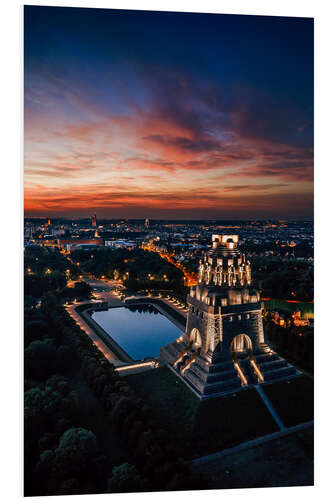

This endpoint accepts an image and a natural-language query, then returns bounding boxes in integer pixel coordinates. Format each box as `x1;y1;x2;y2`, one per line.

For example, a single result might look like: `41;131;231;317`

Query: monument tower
160;234;297;398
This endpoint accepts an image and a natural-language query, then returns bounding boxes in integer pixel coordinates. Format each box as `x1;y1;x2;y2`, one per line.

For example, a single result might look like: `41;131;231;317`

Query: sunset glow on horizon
24;7;314;219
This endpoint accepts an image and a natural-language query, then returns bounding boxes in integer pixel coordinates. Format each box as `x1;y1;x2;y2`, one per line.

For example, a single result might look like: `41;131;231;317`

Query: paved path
65;286;160;374
255;384;285;430
65;302;126;366
158;297;187;318
83;276;125;307
192;419;313;466
66;274;187;372
127;294;187;320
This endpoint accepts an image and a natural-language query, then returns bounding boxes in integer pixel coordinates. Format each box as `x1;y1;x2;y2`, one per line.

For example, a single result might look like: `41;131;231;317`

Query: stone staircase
161;342;298;399
252;352;297;382
160;339;188;366
182;356;242;396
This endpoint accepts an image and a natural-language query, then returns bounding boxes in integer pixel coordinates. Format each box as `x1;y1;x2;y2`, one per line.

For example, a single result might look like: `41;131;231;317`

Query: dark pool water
91;304;182;360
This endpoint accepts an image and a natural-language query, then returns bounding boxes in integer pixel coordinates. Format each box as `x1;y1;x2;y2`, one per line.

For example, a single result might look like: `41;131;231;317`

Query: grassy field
263;376;314;427
125;367;278;458
193;425;314;489
263;299;314;318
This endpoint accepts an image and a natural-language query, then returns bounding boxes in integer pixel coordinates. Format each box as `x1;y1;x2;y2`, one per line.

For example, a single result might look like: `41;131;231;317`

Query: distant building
51;228;65;237
91;213;97;227
57;238;103;252
270;309;289;327
292;309;309;327
145;218;150;229
105;240;136;250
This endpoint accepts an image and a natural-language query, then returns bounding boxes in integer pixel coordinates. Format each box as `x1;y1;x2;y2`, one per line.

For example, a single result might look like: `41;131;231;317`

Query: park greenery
24;246;93;305
24;292;204;496
70;247;186;293
24;243;314;494
24;246;79;298
263;317;314;373
251;257;314;302
125;367;279;458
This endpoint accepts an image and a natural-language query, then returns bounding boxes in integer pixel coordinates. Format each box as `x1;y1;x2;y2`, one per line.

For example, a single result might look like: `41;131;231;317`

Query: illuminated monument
160;235;297;398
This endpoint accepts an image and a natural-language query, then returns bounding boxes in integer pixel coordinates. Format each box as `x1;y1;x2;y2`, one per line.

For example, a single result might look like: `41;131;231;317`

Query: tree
56;345;74;372
24;295;38;310
107;463;146;493
24;319;49;347
25;339;58;380
57;427;98;463
36;427;100;483
38;432;58;452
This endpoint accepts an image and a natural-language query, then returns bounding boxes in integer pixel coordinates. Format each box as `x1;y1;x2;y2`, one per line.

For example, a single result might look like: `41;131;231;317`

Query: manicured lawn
194;425;314;489
192;389;278;457
125;367;278;458
125;365;200;443
262;375;314;427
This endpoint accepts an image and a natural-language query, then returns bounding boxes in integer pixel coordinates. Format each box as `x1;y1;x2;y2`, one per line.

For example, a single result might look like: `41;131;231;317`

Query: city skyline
24;7;313;219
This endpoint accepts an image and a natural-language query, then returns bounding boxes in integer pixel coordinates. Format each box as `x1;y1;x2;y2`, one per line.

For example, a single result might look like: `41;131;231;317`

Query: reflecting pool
91;304;182;360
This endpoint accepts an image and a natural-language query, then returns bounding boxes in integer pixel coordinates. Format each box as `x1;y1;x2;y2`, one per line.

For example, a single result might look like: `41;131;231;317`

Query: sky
24;6;314;219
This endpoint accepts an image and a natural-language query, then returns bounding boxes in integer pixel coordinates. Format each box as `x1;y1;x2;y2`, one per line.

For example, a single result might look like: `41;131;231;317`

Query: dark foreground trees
107;462;147;493
24;292;205;496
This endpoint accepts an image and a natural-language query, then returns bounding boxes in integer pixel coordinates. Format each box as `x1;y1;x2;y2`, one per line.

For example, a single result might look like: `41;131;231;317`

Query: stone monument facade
160;234;297;398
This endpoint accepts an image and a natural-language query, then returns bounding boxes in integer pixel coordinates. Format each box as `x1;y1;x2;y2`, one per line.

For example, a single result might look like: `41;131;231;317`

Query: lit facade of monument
160;234;297;398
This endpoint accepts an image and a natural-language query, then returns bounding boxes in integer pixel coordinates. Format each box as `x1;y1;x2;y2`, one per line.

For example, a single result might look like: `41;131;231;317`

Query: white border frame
1;1;332;499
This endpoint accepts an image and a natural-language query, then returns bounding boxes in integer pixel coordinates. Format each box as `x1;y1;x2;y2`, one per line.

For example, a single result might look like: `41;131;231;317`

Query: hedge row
41;293;204;492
